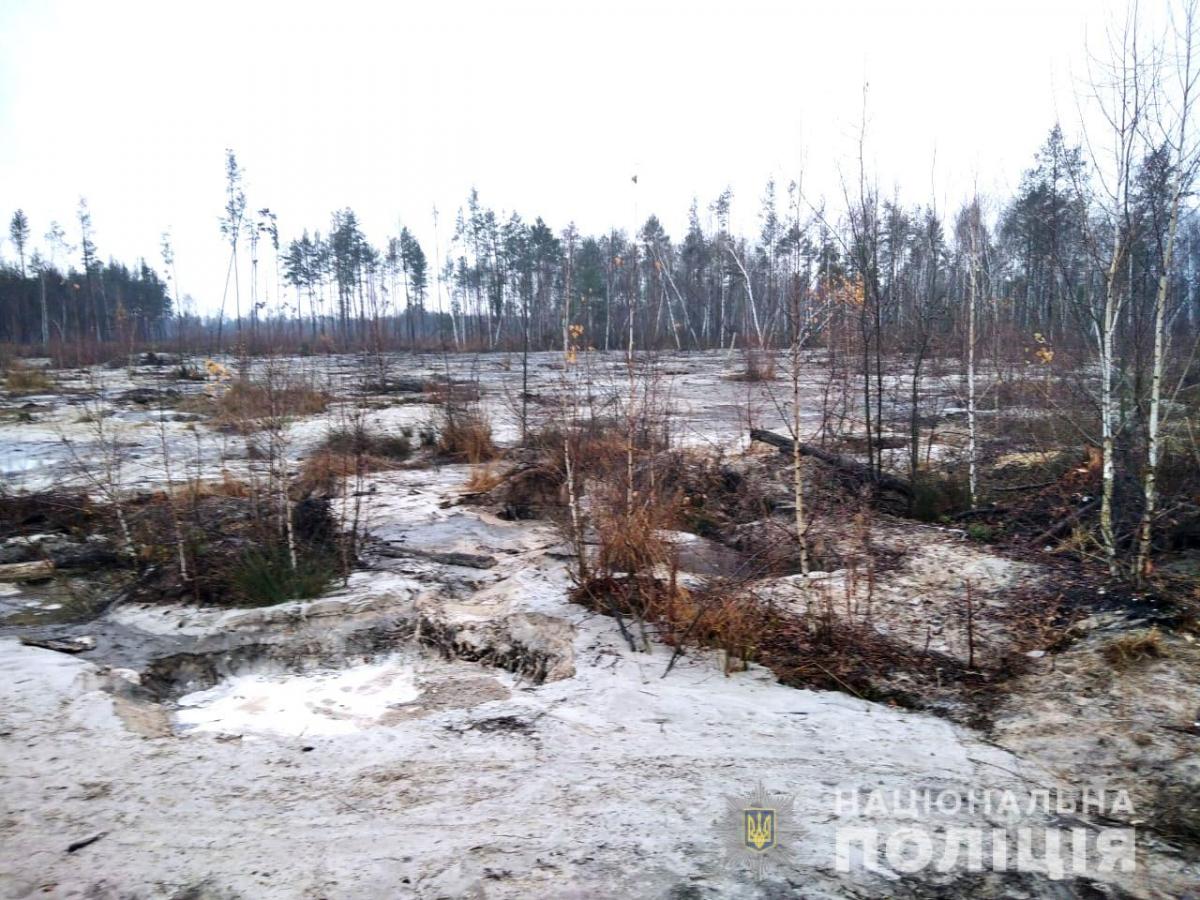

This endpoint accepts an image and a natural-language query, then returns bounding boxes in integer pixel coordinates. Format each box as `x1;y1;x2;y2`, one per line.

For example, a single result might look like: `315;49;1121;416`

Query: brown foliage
3;364;54;394
437;409;496;463
1101;628;1167;669
295;450;401;497
180;377;329;430
319;426;412;461
171;472;252;501
594;492;680;574
465;463;505;493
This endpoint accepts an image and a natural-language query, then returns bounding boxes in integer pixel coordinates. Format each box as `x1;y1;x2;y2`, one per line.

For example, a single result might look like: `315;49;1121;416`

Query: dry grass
526;419;666;479
595;493;680;574
570;570;951;692
423;379;481;404
576;575;765;674
294;451;353;498
292;427;414;497
3;364;55;394
756;602;976;702
1101;628;1167;669
172;472;252;501
465;463;505;493
223;378;329;418
437;408;496;463
295;450;403;497
319;426;412;461
179;377;329;429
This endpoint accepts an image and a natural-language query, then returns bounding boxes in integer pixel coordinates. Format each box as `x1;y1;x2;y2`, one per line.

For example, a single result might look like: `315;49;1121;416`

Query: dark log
66;832;106;853
749;429;913;498
950;507;1007;521
1028;498;1099;547
20;635;96;654
376;544;498;569
991;480;1060;493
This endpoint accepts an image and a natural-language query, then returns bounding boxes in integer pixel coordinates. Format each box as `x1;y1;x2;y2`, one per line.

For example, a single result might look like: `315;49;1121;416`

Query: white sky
0;0;1143;313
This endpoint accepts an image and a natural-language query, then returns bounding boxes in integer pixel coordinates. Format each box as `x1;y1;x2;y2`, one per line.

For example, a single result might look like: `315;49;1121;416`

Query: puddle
174;655;421;737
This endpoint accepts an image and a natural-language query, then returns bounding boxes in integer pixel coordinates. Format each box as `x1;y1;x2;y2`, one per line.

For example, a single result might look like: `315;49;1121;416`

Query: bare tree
1077;4;1151;574
1136;0;1200;579
966;197;983;509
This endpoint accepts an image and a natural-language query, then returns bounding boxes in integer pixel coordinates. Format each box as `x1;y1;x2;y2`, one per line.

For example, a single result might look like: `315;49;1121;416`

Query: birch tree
1136;0;1199;579
1079;7;1149;574
965;198;982;509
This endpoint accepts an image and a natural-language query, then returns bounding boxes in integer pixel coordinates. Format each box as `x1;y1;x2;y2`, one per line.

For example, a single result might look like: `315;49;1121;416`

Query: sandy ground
0;349;964;495
1;353;1197;898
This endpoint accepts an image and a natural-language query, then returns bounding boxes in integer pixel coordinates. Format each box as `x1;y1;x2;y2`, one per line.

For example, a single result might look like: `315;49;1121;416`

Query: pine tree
9;210;29;277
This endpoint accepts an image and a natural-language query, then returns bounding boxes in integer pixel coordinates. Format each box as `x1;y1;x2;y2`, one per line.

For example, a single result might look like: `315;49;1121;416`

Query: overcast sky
0;0;1140;313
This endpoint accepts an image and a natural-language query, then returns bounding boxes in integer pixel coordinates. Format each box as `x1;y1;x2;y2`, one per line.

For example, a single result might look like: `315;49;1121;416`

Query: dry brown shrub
755;603;974;702
3;364;54;394
571;574;765;673
437;409;496;463
494;464;565;520
173;472;252;501
1101;628;1167;669
319;426;412;461
294;450;407;497
465;463;505;493
181;378;328;429
595;492;680;574
422;380;481;404
526;420;663;479
294;451;357;497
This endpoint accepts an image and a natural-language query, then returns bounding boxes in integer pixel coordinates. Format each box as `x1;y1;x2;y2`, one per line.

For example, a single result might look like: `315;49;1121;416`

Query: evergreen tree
9;209;29;277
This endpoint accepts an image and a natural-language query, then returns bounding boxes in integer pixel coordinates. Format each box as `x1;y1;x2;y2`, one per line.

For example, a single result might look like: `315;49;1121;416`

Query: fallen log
951;506;1007;521
991;479;1060;493
376;544;498;569
21;635;96;654
1029;498;1099;548
749;429;913;498
362;376;427;394
66;832;107;853
0;559;55;582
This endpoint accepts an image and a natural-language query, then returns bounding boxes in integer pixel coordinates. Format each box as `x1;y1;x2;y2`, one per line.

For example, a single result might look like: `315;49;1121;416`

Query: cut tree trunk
749;429;913;498
1028;498;1100;548
375;544;498;569
0;560;55;582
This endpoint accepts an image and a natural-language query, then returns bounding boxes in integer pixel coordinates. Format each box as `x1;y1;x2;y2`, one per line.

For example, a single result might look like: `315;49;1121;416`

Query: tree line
1;201;172;348
4;123;1198;365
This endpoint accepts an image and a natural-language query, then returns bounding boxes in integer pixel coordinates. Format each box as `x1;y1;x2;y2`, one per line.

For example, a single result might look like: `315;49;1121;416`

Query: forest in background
2;121;1199;361
2;1;1198;585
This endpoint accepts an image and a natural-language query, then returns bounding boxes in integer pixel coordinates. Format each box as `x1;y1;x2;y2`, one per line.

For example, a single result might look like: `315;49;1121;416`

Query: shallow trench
74;601;569;746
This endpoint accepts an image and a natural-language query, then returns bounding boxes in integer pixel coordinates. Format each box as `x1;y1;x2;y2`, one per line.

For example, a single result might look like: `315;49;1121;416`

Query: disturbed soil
0;350;1197;899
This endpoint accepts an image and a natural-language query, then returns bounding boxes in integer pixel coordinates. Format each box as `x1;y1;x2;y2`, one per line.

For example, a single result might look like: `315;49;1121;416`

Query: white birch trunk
1136;11;1194;578
1100;250;1122;576
792;339;810;575
966;211;979;509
